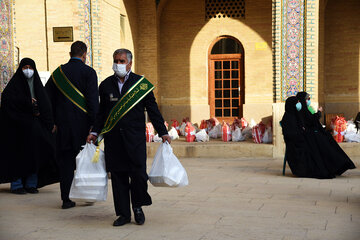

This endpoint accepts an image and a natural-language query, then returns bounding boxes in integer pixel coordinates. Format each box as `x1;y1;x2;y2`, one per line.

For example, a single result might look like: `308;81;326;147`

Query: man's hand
318;106;323;112
161;135;172;144
87;134;97;143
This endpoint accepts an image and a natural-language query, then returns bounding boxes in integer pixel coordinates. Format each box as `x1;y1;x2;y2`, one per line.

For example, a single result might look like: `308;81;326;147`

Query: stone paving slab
0;157;359;240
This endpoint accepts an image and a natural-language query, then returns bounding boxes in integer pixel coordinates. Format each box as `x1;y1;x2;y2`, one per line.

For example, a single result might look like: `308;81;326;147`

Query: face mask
22;68;34;79
296;102;302;111
306;100;311;106
113;63;128;77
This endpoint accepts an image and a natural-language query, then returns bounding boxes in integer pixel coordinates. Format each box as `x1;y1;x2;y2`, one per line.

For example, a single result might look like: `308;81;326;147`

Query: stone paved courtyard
1;157;359;240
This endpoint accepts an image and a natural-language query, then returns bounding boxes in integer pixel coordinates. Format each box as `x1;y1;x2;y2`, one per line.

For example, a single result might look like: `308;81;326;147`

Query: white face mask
22;68;34;79
112;63;128;78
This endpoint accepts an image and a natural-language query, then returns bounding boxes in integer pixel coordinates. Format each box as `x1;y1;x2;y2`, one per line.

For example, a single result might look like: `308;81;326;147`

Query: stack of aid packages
331;116;347;143
146;117;273;144
180;117;200;142
145;120;181;143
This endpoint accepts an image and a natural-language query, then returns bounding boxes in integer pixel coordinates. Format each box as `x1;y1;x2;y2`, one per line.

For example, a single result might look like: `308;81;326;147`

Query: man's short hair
113;49;133;62
70;41;87;57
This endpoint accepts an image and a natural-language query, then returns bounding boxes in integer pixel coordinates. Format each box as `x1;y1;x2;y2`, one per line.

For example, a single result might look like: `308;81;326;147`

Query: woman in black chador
281;96;330;178
0;58;57;193
281;96;313;177
295;91;355;177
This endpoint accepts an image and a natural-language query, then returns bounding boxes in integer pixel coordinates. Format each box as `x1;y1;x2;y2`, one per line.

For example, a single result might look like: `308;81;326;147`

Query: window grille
205;0;245;19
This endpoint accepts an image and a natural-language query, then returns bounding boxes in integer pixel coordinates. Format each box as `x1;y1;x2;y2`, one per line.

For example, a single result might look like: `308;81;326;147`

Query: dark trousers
110;171;152;218
57;150;77;202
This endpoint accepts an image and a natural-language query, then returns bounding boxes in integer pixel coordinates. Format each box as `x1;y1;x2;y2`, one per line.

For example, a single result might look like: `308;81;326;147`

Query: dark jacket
0;58;55;184
45;58;99;152
93;72;167;172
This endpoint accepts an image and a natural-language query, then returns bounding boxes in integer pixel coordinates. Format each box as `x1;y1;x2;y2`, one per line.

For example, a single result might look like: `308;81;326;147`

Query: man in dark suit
46;41;99;209
87;48;171;226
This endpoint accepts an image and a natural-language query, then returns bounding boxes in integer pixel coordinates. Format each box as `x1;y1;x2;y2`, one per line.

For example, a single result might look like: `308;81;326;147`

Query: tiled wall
0;0;14;93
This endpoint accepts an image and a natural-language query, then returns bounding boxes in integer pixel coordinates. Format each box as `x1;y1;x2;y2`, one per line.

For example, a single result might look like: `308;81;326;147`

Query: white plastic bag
149;142;188;187
241;126;253;139
153;134;163;142
209;124;222;139
168;127;179;140
231;127;245;142
208;127;218;139
179;122;186;136
344;122;360;142
262;127;273;143
195;129;209;142
344;132;360;142
70;143;108;202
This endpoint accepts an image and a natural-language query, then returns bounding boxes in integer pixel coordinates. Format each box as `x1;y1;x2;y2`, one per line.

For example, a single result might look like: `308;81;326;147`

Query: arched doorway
208;36;244;122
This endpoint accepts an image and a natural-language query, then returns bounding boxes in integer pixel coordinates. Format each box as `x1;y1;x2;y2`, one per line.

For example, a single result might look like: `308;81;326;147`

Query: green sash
98;76;155;142
51;66;87;113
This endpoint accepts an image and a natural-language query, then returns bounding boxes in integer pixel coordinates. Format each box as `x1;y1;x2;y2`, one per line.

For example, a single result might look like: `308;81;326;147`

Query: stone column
272;0;319;158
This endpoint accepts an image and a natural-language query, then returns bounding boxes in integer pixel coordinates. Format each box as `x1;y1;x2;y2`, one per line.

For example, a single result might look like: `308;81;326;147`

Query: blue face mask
306;100;311;106
296;102;302;111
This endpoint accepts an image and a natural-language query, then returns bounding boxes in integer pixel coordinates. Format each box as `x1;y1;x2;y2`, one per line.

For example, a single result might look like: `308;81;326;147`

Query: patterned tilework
280;0;306;101
78;0;93;66
91;0;101;81
272;0;282;102
0;0;14;93
305;0;316;98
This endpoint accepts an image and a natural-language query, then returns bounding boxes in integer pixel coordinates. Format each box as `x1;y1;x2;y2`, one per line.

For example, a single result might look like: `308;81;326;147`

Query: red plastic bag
146;122;154;142
332;116;347;143
209;117;219;128
185;122;196;142
231;118;241;131
222;122;232;142
252;122;266;144
200;120;208;130
182;117;190;123
240;118;248;129
171;119;180;134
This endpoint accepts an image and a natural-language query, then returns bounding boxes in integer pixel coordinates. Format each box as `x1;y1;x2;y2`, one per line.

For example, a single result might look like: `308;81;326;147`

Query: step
146;138;273;158
338;142;360;158
146;138;360;158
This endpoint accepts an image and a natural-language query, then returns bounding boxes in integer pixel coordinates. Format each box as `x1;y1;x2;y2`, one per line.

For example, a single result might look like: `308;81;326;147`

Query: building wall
48;0;89;71
14;0;47;71
324;0;360;119
14;0;87;73
99;0;122;80
12;0;137;83
159;0;273;124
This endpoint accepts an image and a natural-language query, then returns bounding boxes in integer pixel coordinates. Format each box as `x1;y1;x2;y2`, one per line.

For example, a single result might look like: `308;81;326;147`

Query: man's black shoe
133;207;145;225
113;216;131;226
25;187;39;194
62;200;76;209
11;188;27;194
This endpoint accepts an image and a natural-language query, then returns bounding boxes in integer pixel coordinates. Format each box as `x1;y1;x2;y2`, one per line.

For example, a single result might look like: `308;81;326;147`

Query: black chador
281;96;335;178
0;58;57;186
296;92;355;177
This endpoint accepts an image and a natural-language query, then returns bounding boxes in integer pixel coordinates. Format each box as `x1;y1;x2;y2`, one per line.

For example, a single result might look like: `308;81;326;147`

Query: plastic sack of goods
149;142;188;187
69;143;108;202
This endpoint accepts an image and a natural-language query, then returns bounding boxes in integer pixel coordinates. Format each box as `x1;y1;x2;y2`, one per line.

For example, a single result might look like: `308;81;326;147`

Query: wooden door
209;53;243;122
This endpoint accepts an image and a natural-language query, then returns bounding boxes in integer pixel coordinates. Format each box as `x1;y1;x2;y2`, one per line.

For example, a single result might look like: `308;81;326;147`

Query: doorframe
208;36;245;121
